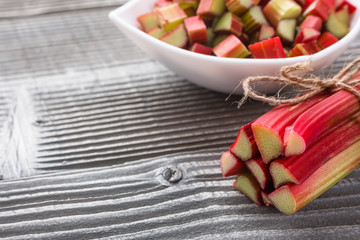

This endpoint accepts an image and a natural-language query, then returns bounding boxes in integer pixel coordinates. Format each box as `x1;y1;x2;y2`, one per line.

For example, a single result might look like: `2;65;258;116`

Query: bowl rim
109;0;360;65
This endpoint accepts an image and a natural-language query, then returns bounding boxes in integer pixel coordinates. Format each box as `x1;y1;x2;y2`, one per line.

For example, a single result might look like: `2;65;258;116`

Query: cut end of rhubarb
284;129;306;157
268;185;296;214
270;161;298;188
261;191;273;206
230;128;252;161
233;172;264;206
220;151;245;177
252;124;283;163
245;158;268;189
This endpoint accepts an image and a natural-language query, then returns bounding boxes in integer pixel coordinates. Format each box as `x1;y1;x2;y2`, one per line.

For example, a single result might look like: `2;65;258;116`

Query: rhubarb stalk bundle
221;57;360;214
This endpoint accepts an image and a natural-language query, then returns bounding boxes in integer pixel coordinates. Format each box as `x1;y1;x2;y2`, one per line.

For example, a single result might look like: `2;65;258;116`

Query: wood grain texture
0;1;359;239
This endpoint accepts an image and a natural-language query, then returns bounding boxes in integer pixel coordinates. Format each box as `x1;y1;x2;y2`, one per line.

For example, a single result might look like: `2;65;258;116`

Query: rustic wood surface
0;1;359;239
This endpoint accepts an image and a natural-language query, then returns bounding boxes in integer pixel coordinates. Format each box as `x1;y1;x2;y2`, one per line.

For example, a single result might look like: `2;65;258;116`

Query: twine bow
232;57;360;108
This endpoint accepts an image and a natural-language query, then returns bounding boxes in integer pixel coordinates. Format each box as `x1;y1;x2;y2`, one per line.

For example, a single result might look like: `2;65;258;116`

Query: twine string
234;57;360;108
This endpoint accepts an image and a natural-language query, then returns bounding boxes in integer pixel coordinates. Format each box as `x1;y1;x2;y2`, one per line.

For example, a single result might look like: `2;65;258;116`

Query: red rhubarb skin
190;43;213;55
276;114;360;184
249;37;286;58
229;121;259;160
271;140;360;214
288;86;360;153
305;0;332;21
317;32;338;49
252;93;328;147
338;1;357;14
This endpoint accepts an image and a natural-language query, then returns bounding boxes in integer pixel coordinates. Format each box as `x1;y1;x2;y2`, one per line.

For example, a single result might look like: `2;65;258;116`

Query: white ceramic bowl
109;0;360;94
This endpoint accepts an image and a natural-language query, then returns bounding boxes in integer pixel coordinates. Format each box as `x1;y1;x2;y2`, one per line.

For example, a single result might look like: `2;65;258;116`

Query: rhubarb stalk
271;112;360;188
251;93;328;163
229;122;258;161
284;85;360;157
268;140;360;214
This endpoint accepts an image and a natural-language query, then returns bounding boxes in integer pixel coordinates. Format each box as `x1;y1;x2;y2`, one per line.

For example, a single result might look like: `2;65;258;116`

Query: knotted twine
230;57;360;108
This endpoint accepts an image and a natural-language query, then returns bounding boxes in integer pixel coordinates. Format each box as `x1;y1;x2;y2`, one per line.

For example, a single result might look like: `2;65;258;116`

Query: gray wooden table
0;1;359;239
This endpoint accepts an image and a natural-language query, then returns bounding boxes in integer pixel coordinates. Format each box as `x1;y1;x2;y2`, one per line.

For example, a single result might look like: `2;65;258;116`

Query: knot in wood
162;167;182;183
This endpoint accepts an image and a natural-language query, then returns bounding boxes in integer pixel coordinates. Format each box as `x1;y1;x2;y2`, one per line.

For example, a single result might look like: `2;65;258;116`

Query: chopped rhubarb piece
299;15;323;31
335;4;350;27
263;0;302;27
213;12;243;37
245;157;272;189
288;41;321;57
337;0;357;14
189;42;213;54
220;151;246;177
174;0;200;9
233;171;264;206
241;6;269;33
276;19;296;45
197;0;226;19
248;37;286;58
230;122;258;161
258;24;275;41
251;93;327;163
184;15;208;44
225;0;260;15
213;34;250;58
269;140;360;214
155;3;188;32
159;24;189;48
284;85;360;157
271;113;360;188
137;12;160;32
317;32;338;49
325;11;349;39
294;28;321;44
148;27;166;38
303;0;331;21
155;0;173;7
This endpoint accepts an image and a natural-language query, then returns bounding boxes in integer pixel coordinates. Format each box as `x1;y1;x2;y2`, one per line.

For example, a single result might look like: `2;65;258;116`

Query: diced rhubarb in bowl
109;0;360;94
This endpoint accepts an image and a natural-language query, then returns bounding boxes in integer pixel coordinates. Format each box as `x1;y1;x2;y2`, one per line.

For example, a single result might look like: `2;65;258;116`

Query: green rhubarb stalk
268;140;360;214
197;0;226;19
271;112;360;188
229;121;258;161
284;85;360;157
241;6;269;34
155;3;188;32
263;0;302;27
251;93;328;163
233;171;264;206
